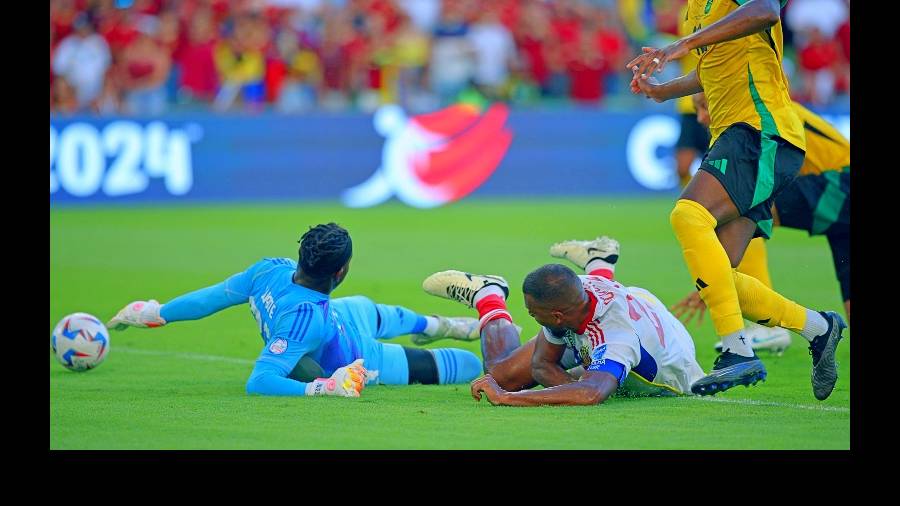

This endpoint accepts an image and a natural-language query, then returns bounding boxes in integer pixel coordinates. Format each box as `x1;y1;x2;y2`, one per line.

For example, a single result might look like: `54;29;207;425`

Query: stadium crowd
50;0;850;115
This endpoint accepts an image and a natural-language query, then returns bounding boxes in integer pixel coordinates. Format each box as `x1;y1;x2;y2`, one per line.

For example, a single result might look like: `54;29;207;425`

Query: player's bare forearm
498;373;618;407
683;0;780;51
655;71;702;102
531;335;570;387
532;361;576;388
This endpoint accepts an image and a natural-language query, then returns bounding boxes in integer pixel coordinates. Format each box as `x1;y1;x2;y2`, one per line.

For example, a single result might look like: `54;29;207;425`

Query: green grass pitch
50;198;850;449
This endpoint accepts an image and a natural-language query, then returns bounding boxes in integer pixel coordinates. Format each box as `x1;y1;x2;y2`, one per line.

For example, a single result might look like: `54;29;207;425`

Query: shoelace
808;339;823;364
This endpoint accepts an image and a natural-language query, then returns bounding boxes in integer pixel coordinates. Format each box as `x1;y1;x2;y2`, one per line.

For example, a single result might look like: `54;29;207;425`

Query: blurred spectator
52;13;112;111
177;8;220;104
213;14;268;111
95;70;123;115
272;23;322;112
396;0;441;34
515;0;552;95
786;0;849;40
51;77;81;114
797;27;844;106
50;0;80;48
567;27;608;104
157;9;185;102
318;9;365;110
49;0;850;114
119;26;172;115
430;1;475;105
466;8;517;100
786;0;850;105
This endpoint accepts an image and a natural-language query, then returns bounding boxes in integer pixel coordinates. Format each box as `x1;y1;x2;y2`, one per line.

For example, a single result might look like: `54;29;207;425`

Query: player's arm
631;69;702;103
531;329;577;388
473;327;639;406
692;92;711;126
247;358;367;397
472;370;620;407
628;0;782;78
245;305;366;397
108;260;267;330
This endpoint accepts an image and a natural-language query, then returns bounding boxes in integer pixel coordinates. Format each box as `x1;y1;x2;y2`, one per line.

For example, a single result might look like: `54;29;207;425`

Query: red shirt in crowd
178;40;219;100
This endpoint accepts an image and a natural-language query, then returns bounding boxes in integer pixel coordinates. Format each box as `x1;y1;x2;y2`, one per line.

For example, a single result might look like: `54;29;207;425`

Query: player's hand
471;374;508;406
670;291;707;326
626;41;689;80
107;300;166;331
631;71;667;102
306;359;369;397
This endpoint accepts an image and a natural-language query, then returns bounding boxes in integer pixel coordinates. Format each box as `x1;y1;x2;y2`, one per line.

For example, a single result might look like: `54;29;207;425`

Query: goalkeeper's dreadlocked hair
297;223;353;279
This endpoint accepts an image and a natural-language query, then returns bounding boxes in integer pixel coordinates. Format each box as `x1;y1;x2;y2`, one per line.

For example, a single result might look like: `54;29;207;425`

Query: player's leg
774;170;851;322
736;237;773;288
375;342;482;385
672;124;803;395
680;132;846;398
549;236;619;279
422;270;540;390
331;296;482;385
330;295;479;343
712;236;791;354
671;168;767;394
827;230;850;322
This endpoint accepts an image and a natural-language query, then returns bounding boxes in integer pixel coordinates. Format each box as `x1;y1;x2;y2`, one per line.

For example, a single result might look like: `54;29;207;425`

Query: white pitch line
114;347;852;413
681;396;850;413
116;346;255;366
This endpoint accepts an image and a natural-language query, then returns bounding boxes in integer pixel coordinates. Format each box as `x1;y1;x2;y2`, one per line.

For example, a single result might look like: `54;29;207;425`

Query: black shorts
774;168;850;302
698;123;805;239
676;113;711;153
773;169;850;236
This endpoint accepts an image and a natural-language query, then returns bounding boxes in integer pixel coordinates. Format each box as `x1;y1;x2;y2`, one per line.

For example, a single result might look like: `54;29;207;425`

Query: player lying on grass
422;236;707;406
673;94;851;354
107;223;483;397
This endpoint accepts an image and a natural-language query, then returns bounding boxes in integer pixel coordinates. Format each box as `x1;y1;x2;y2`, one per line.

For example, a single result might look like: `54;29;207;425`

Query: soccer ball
51;312;110;372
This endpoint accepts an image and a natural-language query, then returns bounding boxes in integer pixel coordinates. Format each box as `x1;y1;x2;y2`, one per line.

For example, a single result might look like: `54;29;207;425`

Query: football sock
721;329;754;357
474;289;512;331
431;348;483;384
419;316;439;336
731;271;814;341
670;199;744;337
586;258;616;280
736;237;773;289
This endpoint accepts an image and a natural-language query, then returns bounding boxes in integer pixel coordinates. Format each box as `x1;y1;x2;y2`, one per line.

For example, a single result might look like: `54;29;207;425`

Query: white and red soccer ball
51;312;109;372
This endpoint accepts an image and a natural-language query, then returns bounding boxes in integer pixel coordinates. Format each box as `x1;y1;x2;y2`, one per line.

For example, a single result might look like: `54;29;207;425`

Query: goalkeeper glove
305;359;368;397
107;300;167;330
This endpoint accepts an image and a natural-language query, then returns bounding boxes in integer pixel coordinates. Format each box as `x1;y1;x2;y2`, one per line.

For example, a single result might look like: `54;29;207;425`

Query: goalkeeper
107;223;483;397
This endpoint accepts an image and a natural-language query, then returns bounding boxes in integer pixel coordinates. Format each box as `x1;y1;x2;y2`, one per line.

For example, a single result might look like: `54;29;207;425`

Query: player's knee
670;199;716;238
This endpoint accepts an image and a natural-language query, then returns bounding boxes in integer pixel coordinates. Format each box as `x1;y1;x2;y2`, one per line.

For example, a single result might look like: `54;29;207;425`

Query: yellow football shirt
687;0;805;151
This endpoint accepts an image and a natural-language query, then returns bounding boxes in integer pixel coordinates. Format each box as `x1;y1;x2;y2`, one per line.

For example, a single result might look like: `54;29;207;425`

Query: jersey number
626;295;666;347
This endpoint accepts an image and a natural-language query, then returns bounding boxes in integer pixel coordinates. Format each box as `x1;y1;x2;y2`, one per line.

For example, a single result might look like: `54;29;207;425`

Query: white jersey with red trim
543;275;705;395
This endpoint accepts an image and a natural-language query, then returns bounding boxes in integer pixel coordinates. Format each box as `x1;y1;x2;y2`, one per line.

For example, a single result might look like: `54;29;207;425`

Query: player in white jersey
422;236;708;406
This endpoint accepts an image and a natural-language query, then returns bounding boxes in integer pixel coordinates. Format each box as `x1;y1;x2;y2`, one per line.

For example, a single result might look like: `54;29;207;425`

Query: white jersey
544;275;705;396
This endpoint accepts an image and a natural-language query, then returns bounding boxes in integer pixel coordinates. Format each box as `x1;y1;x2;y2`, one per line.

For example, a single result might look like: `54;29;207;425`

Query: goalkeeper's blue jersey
241;258;368;378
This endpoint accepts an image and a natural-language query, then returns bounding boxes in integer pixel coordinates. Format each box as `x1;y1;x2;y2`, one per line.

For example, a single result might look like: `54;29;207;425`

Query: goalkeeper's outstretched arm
108;262;263;330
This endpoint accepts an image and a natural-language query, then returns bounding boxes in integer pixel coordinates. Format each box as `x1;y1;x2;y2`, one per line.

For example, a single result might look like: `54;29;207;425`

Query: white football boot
422;270;509;308
411;316;481;345
549;235;620;270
